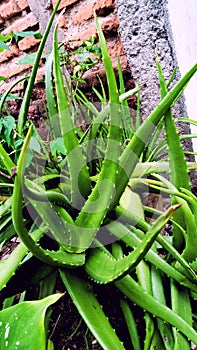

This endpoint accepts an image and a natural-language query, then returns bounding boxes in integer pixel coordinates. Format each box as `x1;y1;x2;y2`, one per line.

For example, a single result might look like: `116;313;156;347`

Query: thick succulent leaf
120;187;144;219
0;294;62;350
60;270;126;350
85;205;180;283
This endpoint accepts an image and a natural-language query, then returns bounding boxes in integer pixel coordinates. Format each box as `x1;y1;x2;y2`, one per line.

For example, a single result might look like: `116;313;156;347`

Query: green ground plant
0;1;197;349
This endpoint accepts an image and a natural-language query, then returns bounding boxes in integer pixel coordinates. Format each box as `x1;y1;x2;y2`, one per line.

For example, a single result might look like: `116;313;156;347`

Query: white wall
167;0;197;152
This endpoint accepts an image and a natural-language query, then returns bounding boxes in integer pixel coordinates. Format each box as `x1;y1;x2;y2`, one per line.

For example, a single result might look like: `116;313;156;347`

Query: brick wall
0;0;135;120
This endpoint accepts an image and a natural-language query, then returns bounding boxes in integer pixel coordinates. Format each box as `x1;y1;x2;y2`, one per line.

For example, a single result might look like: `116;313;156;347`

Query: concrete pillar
116;0;195;152
167;0;197;152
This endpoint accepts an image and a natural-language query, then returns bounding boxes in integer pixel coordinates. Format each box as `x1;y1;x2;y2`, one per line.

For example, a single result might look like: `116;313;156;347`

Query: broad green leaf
0;294;63;350
0;40;10;51
0;76;6;81
0;93;22;101
0;143;15;175
3;116;16;146
17;52;48;65
4;94;22;101
17;0;61;135
30;136;41;153
0;33;13;42
50;137;66;155
3;115;16;131
14;31;42;42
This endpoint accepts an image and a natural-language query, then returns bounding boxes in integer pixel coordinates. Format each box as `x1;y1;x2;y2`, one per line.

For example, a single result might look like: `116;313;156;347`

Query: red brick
71;0;115;25
68;15;119;46
0;65;45;94
16;0;29;11
35;66;45;83
18;36;41;51
0;43;19;64
58;15;67;29
1;0;20;20
0;15;4;25
0;56;31;79
2;12;38;35
52;0;79;10
108;38;124;58
83;54;128;78
67;24;97;46
101;16;119;35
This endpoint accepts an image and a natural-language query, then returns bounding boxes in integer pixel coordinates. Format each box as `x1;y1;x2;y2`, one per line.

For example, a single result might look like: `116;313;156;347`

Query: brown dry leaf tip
168;203;182;215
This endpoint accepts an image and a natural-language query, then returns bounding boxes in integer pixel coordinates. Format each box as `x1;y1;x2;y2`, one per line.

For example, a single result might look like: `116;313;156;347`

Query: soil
49;276;139;350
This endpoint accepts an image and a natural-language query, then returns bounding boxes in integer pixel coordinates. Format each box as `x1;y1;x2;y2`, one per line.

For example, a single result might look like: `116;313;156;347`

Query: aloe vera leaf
85;205;180;283
86;85;140;174
112;243;142;350
136;260;155;350
178;117;197;127
179;188;197;226
17;0;61;135
0;143;15;176
95;14;119;104
189;259;197;273
120;298;142;350
24;178;70;209
27;198;72;247
60;269;126;350
156;56;190;190
117;56;134;138
113;62;197;208
135;261;156;350
76;84;139;142
112;244;197;345
170;280;193;350
0;227;44;291
24;178;73;247
144;119;164;161
151;266;174;350
131;161;197;178
45;52;57;117
153;173;197;262
108;221;197;292
120;187;144;219
114;244;156;350
115;273;197;345
68;15;121;251
149;330;165;350
157;57;192;253
12;126;85;266
166;66;178;89
53;25;91;208
180;134;197;141
0;76;28;116
115;205;197;280
0;293;63;350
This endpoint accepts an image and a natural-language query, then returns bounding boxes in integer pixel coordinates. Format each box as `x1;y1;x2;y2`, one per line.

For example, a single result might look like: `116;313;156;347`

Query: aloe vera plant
0;4;197;349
